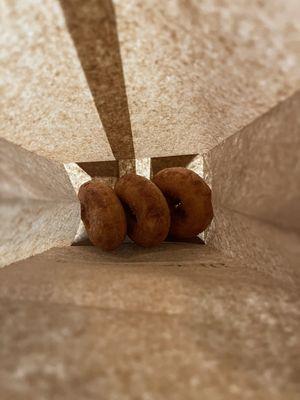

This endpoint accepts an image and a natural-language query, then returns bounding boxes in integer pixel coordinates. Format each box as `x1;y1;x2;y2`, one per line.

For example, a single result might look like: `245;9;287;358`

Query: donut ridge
152;167;213;239
115;173;170;247
78;178;127;250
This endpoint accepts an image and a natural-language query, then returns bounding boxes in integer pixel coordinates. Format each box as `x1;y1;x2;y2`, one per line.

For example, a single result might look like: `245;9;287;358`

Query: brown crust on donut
152;167;213;239
78;178;126;250
114;174;170;247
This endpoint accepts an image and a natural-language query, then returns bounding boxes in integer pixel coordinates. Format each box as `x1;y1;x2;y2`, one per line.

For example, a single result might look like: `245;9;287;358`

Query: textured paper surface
59;0;135;160
205;92;300;281
0;0;299;394
0;245;299;399
2;0;299;162
114;0;300;158
0;0;114;162
0;139;80;267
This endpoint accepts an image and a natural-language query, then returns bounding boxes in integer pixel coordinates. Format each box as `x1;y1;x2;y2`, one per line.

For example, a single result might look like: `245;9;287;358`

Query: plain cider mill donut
114;174;170;247
152;167;213;239
78;179;127;251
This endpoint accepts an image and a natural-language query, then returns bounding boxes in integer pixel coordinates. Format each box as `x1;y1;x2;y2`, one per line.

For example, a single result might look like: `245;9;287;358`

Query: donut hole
167;196;186;218
122;201;137;224
174;199;182;209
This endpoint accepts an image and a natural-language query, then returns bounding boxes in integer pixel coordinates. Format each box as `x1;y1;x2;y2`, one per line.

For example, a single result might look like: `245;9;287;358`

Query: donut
78;178;126;250
114;174;170;247
152;167;213;239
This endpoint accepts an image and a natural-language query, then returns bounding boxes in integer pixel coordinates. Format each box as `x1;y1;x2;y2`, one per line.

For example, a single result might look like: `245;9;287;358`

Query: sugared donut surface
78;178;126;250
114;173;170;247
152;167;213;239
